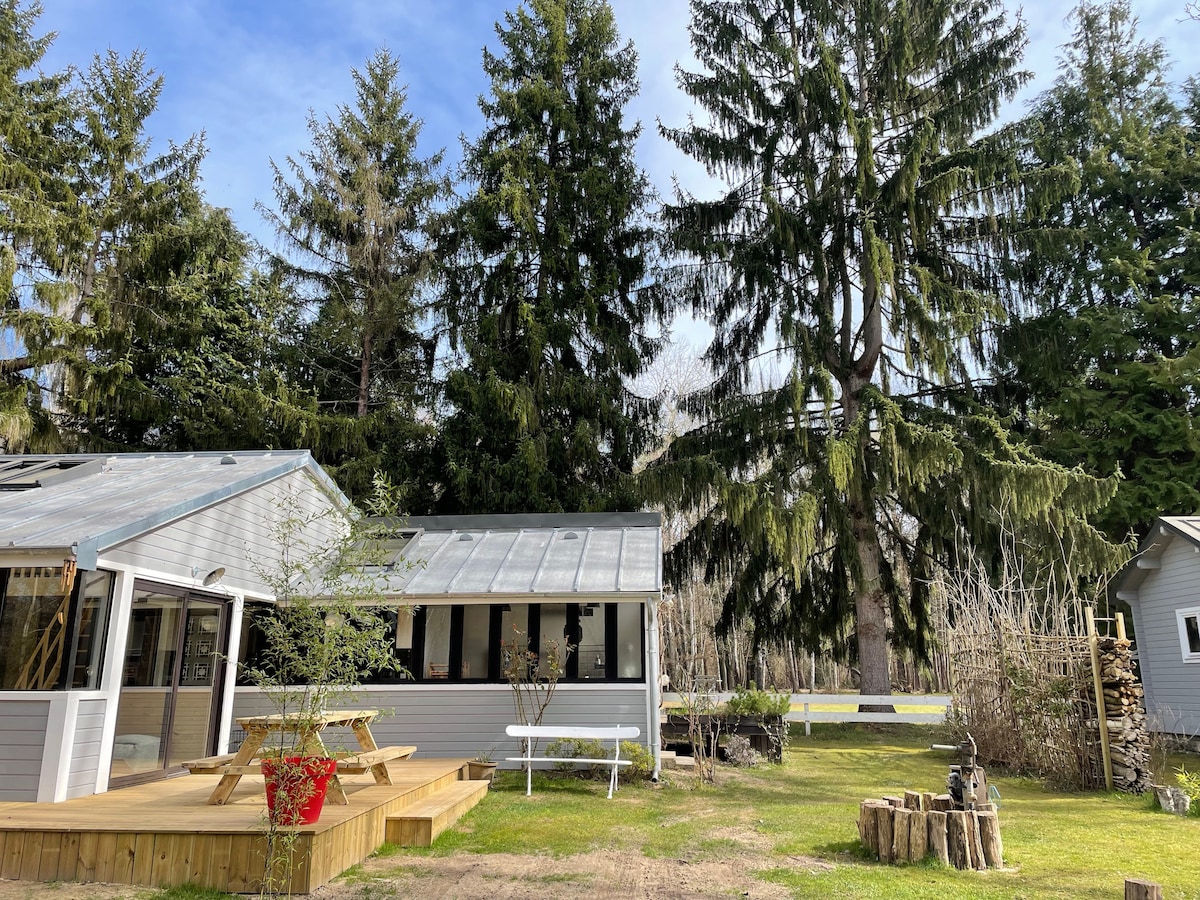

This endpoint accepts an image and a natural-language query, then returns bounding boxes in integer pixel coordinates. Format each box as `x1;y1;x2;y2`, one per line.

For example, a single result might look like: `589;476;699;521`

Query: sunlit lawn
384;723;1200;899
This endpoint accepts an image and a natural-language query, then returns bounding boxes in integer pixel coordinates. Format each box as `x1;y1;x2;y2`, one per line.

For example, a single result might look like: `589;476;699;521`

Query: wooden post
1086;607;1115;791
927;810;949;865
908;810;928;862
921;791;935;811
947;811;971;869
1125;879;1162;900
978;810;1003;868
932;794;953;812
859;801;888;857
876;805;895;863
903;790;922;810
1116;612;1127;642
892;809;911;862
883;795;905;809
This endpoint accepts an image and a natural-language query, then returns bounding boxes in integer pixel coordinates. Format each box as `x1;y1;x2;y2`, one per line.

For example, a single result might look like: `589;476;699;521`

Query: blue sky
33;0;1200;251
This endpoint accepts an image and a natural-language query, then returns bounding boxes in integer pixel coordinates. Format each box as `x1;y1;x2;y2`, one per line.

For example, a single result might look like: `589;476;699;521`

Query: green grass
373;723;1200;899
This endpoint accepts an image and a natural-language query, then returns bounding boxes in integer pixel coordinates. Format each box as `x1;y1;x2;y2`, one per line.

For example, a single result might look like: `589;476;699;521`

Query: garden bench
505;724;641;799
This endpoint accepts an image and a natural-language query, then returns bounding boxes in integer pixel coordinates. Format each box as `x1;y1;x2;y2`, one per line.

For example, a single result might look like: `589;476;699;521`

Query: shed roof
0;450;347;569
371;513;662;600
1114;516;1200;601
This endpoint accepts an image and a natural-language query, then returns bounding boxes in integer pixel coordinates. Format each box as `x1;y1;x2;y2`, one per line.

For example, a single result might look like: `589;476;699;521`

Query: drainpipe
646;594;662;781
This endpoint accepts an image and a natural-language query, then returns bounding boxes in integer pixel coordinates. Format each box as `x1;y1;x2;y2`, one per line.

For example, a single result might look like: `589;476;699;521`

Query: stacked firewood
1096;637;1151;794
858;792;1002;870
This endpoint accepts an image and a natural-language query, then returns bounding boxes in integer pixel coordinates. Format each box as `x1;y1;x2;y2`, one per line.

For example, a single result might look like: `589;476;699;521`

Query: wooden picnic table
191;709;414;806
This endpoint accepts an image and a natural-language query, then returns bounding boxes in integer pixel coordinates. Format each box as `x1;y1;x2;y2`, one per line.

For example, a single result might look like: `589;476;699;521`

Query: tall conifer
997;1;1200;541
652;0;1120;698
438;0;661;514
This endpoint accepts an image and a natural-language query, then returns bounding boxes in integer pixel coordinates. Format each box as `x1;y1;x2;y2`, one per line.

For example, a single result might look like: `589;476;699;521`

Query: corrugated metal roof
375;513;662;599
0;451;347;569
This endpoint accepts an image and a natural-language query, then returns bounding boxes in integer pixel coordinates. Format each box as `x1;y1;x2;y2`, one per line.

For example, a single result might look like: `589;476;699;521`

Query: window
0;566;113;690
1179;607;1200;663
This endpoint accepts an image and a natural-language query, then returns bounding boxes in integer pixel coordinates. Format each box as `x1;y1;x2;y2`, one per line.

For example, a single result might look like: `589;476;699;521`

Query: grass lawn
373;723;1200;899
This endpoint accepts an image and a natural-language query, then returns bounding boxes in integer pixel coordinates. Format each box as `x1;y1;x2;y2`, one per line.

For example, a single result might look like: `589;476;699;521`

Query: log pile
858;792;1002;870
1095;637;1151;794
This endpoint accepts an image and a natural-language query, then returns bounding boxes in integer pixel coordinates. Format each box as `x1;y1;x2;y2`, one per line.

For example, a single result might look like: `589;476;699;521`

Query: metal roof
1114;516;1200;601
372;513;662;599
0;451;348;569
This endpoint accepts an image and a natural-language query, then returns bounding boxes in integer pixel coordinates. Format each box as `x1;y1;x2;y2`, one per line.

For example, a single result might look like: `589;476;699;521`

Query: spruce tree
652;0;1120;699
438;0;661;514
264;49;446;501
997;0;1200;541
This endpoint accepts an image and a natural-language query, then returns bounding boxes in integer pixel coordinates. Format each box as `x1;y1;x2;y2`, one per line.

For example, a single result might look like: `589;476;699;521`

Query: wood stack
858;792;1002;870
1095;637;1151;794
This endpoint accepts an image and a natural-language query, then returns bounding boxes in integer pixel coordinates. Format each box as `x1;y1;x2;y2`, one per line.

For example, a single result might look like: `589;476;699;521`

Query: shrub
619;739;654;780
546;737;607;774
724;733;760;767
1176;767;1200;817
724;685;791;718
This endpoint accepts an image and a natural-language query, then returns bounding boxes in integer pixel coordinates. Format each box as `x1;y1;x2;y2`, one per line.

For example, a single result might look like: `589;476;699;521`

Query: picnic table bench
181;709;415;805
505;724;641;799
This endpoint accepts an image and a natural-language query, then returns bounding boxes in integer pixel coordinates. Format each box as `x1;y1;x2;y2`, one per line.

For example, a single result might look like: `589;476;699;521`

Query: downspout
646;594;662;781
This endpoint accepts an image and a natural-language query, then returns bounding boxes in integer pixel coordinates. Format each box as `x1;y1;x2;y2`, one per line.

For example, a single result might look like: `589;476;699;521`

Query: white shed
1115;516;1200;740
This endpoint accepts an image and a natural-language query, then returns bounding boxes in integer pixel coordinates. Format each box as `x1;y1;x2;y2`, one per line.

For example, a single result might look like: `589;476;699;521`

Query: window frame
1177;605;1200;664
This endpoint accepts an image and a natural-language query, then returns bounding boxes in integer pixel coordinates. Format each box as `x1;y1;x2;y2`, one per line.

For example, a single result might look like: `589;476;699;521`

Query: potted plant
468;748;498;784
244;483;405;827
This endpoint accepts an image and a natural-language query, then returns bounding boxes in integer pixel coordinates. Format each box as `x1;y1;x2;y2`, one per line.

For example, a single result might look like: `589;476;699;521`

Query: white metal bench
505;724;641;799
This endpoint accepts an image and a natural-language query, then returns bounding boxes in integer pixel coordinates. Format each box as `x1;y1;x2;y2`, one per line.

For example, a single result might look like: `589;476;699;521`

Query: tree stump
921;791;936;811
928;810;949;865
859;801;888;857
876;803;895;863
892;808;912;861
967;811;987;871
1125;879;1162;900
883;795;905;809
908;810;928;862
947;811;971;870
932;794;954;811
978;810;1003;868
903;790;922;810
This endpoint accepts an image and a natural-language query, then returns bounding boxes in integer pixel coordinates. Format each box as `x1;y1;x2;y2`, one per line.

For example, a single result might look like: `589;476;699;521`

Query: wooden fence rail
661;693;952;735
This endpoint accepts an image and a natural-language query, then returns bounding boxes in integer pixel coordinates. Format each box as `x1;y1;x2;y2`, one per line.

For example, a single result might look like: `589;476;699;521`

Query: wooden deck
0;758;478;894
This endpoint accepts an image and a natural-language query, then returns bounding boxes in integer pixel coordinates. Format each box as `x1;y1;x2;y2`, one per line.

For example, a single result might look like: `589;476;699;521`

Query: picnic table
183;709;415;806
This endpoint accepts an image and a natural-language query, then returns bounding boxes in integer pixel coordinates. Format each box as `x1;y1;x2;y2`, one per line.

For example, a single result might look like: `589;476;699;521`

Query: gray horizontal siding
106;469;345;597
232;684;651;764
1132;537;1200;736
0;698;49;801
67;698;108;798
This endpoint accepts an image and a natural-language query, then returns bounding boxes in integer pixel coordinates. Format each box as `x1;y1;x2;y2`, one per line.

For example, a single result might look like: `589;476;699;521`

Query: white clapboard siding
66;697;108;799
104;469;346;596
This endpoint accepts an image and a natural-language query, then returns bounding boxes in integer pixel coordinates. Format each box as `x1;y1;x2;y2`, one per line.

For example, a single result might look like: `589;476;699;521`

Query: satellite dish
202;567;226;587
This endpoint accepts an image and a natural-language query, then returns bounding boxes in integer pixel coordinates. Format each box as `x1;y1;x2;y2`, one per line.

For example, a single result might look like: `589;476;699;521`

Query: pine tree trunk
851;504;894;710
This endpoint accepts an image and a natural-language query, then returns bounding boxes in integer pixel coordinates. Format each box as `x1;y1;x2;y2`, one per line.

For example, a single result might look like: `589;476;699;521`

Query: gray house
0;452;663;803
1115;516;1200;739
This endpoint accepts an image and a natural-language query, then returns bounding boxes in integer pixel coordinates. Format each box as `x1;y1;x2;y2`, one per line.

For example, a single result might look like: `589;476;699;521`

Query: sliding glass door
109;583;227;785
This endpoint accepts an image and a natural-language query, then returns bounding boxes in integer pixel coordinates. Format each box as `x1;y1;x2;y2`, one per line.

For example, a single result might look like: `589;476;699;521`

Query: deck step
385;779;490;847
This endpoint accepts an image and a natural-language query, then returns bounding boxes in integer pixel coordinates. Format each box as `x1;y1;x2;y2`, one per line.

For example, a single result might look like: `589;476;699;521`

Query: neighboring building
1114;516;1200;740
0;453;663;803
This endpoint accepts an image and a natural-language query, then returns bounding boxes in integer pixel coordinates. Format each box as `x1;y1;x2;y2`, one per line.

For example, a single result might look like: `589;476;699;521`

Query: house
0;452;664;803
232;512;664;776
1114;516;1200;741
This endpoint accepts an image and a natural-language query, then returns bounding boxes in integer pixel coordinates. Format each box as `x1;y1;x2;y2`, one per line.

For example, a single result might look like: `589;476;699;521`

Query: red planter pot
261;757;338;825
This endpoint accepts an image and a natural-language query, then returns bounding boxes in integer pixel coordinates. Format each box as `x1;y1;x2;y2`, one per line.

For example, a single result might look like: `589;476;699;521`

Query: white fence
662;692;952;735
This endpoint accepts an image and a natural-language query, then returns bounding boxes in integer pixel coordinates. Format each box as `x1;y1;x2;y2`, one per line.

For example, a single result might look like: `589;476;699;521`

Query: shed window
0;566;113;690
1179;607;1200;663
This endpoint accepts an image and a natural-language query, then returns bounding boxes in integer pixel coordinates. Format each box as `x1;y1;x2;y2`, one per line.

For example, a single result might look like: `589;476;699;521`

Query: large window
237;601;647;685
1178;606;1200;663
0;566;113;690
